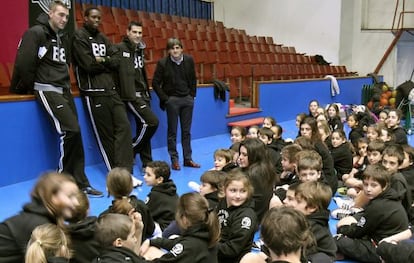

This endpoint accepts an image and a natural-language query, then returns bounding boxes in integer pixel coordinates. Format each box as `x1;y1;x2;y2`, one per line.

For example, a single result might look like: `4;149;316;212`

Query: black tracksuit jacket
67;216;100;263
113;37;150;101
216;199;258;263
72;24;119;96
10;13;70;93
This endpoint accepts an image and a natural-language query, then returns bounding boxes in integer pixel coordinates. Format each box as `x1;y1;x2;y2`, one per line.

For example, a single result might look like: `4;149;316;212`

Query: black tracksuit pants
83;93;133;173
126;97;159;167
34;89;90;189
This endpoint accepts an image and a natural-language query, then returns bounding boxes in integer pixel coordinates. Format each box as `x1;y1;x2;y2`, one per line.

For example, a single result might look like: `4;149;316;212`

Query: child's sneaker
331;208;353;219
131;175;143;188
333;197;354;210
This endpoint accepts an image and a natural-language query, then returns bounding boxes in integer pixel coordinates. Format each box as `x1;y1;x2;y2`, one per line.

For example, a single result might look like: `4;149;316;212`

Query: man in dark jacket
71;6;134;179
152;38;200;171
113;21;159;172
9;1;101;196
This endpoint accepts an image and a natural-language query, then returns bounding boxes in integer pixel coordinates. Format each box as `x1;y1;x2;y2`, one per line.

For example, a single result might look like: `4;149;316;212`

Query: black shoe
83;187;104;198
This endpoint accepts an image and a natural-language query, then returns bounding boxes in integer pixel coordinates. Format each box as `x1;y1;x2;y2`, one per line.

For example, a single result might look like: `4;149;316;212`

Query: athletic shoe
83;187;104;198
188;181;200;192
330;208;353;220
333;197;354;210
132;175;143;188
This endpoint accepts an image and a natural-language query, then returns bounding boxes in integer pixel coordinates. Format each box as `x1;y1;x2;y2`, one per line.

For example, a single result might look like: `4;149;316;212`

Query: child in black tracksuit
216;171;258;263
288;181;337;261
330;129;353;180
140;193;220;263
387;109;408;145
101;167;155;241
347;113;365;148
143;161;179;231
258;127;282;174
336;164;409;263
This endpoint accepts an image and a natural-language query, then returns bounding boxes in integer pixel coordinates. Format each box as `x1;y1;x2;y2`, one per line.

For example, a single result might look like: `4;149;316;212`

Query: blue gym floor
3;119;414;262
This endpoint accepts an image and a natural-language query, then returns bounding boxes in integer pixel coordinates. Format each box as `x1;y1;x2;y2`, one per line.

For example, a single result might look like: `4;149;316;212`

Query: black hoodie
150;224;217;263
216;198;258;263
145;180;179;230
306;209;337;259
67;216;100;263
376;240;414;263
10;13;70;94
0;198;57;263
337;187;409;244
93;246;146;263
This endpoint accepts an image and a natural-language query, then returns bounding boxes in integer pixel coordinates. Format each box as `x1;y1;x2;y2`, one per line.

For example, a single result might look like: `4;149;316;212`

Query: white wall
214;0;414;87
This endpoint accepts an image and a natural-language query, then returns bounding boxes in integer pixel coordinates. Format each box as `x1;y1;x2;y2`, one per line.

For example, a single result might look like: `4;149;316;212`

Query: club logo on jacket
357;216;366;227
171;243;183;256
241;217;252;229
217;209;229;226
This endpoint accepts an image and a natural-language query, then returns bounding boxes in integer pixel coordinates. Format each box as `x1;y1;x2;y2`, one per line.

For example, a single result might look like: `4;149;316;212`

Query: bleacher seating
0;5;358;97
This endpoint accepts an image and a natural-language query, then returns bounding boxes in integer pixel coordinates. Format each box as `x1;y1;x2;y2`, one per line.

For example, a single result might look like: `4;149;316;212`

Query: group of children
3;99;414;262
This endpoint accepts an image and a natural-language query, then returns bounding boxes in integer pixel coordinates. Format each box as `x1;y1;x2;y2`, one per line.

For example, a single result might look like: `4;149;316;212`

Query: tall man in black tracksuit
152;38;200;170
9;1;102;196
71;7;134;178
113;21;159;170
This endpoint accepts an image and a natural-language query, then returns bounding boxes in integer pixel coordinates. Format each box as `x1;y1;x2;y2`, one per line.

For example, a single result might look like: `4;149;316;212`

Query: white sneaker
131;175;143;188
188;181;200;192
333;197;354;210
331;208;353;220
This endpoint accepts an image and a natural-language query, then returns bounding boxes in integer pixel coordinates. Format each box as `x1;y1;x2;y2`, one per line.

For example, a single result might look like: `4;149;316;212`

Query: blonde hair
25;223;71;263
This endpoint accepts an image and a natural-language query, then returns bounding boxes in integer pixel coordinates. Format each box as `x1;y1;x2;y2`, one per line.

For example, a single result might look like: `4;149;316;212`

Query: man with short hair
113;21;159;172
72;7;136;185
10;1;102;197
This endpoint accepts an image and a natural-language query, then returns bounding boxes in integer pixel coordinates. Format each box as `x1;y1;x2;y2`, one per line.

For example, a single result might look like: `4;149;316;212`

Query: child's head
294;136;315;151
317;119;331;139
363;164;390;200
32;172;79;223
292;181;332;215
367;139;385;165
300;117;320;141
230;126;246;144
296;150;322;182
281;144;302;172
247;125;259;139
270;124;283;140
258;127;274;145
175;193;220;247
356;137;369;156
144;161;171;186
199;170;224;196
67;191;89;223
260;207;313;260
296;112;307;128
238;138;267;168
315;107;327;121
401;144;414;169
263;116;277;128
378;109;389;123
308;99;320;117
366;124;381;142
106;167;133;199
382;144;405;173
387;109;402;128
327;103;340;118
331;129;347;148
25;223;71;263
223;170;253;207
346;113;359;129
283;182;300;207
96;213;138;251
213;148;233;170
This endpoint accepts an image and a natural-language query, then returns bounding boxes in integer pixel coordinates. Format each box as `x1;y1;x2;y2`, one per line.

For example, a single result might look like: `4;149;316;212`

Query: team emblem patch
171;243;183;256
241;217;252;229
357;216;366;227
